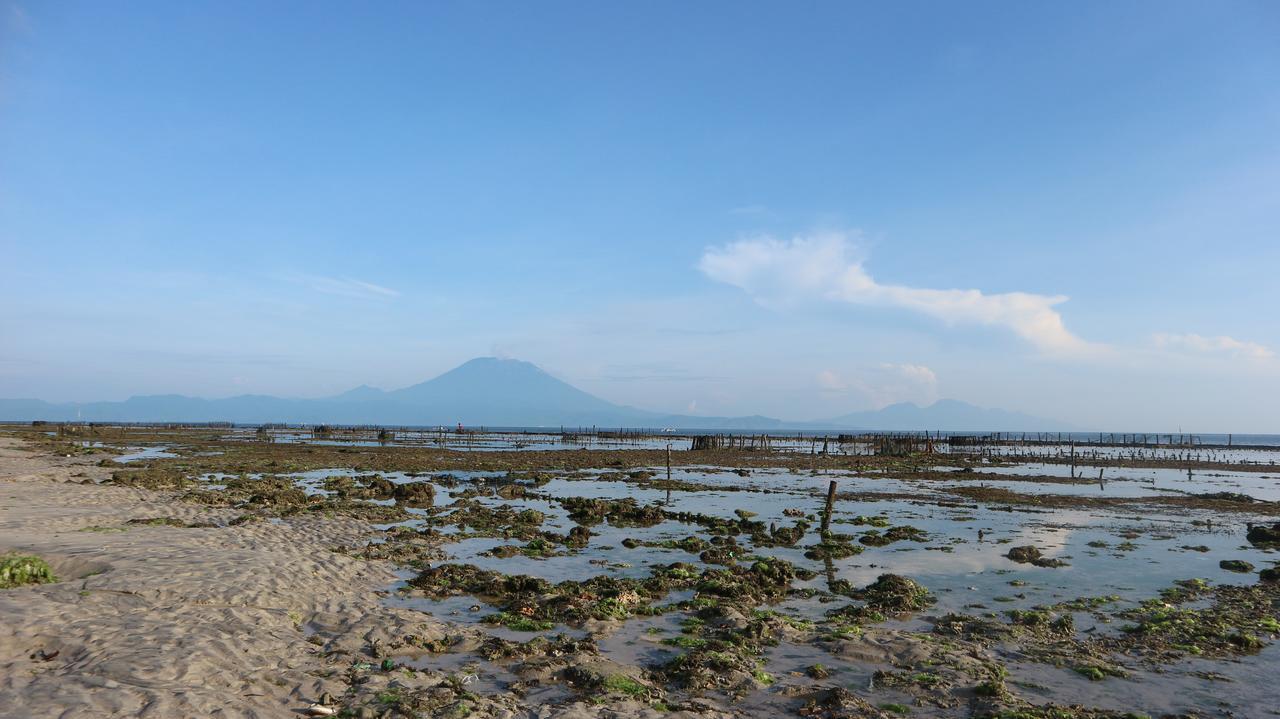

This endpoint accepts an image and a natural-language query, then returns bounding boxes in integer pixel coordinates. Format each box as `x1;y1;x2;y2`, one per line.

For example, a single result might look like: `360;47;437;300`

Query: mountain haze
823;399;1065;432
0;357;1068;431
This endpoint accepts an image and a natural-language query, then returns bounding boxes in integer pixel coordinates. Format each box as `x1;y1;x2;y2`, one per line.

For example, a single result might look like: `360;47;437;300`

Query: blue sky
2;1;1278;431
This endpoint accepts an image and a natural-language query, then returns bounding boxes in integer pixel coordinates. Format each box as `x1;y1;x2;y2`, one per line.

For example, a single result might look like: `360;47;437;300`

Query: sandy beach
0;436;401;717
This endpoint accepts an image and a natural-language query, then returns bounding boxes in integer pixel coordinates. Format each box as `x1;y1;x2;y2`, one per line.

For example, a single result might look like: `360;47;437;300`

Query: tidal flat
1;424;1278;718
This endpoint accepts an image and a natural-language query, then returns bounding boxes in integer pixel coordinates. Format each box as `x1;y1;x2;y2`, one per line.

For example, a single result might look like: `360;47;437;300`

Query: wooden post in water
821;480;837;534
665;443;673;506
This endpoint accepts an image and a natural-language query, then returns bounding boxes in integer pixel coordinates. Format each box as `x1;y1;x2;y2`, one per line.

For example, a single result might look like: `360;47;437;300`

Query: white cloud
816;369;847;391
817;363;939;409
290;273;400;300
1153;333;1273;360
699;232;1098;356
884;362;937;387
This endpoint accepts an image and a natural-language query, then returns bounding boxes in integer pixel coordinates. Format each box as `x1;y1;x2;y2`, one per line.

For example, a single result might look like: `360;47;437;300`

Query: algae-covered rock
1007;545;1042;563
485;545;522;559
247;487;308;506
752;522;806;548
1220;559;1255;573
494;482;526;499
0;554;56;589
699;537;742;566
324;474;395;500
559;497;664;527
1007;545;1068;568
664;535;710;553
392;482;435;508
655;635;770;692
858;525;927;547
797;687;896;718
1247;522;1280;546
804;533;863;560
564;525;592;548
858;573;935;613
563;661;655;700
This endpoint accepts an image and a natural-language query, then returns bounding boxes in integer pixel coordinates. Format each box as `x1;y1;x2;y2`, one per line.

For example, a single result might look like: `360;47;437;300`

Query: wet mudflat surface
24;425;1280;718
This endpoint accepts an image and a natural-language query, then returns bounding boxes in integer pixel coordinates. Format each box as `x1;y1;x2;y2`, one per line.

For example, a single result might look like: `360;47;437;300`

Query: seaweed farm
12;423;1280;718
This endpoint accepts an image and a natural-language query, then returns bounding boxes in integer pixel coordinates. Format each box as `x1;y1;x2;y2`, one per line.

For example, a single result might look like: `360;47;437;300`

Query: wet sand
0;437;409;717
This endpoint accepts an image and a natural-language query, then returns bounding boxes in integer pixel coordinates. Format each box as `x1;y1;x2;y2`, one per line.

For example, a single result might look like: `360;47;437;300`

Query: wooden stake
666;443;673;506
821;480;837;533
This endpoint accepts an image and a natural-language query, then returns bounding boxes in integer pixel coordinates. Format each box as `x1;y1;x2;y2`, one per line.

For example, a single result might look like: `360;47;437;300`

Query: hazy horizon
3;3;1279;432
0;354;1259;434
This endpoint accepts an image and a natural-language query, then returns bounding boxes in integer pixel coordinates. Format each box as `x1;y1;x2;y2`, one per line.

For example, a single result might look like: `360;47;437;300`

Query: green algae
0;554;56;589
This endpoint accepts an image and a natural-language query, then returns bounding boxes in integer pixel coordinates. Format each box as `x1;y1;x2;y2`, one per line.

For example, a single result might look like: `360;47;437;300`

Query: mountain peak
382;357;629;425
879;401;922;411
463;356;524;365
454;356;545;372
331;384;386;401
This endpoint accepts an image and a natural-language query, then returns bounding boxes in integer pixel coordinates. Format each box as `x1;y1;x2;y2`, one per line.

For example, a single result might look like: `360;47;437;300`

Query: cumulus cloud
885;362;937;387
699;232;1096;356
817;363;939;408
1153;333;1273;360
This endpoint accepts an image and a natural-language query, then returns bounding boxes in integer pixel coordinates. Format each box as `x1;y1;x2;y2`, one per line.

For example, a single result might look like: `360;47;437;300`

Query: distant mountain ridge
822;399;1063;432
0;357;1070;431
